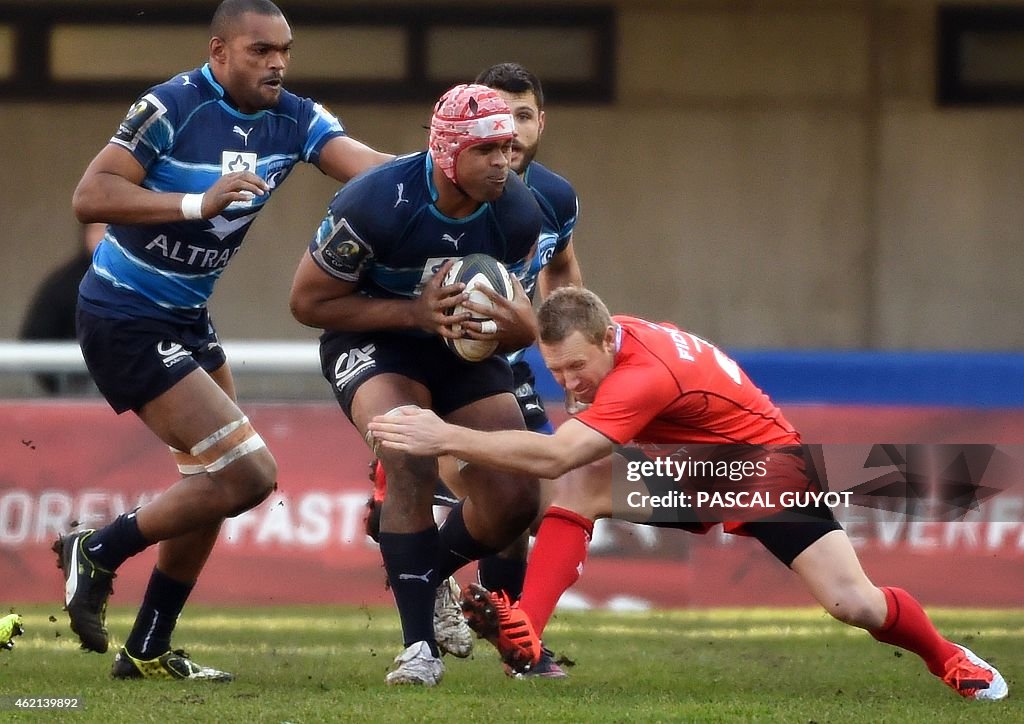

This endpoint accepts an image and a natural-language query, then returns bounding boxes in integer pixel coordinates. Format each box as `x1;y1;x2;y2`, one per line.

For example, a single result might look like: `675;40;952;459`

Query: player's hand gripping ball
442;254;515;362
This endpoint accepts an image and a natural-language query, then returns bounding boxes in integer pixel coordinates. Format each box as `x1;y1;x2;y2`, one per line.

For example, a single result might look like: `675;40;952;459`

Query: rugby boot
53;529;114;653
111;647;234;682
434;576;473;657
460;583;541;672
0;613;24;651
385;641;444;686
504;645;568;679
941;644;1008;701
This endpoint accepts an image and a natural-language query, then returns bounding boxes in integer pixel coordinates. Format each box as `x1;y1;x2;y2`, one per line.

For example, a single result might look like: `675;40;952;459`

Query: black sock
125;568;194;659
83;511;149;572
478;554;526;601
436;502;500;580
379;527;440;656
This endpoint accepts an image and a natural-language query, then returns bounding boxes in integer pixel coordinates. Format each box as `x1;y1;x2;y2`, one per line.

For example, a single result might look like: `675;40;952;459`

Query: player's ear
602;325;616;350
210;36;226;64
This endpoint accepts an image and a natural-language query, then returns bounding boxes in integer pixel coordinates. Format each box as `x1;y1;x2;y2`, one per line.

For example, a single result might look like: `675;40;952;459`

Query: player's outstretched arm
73;144;268;225
316;136;394;183
369;409;612;479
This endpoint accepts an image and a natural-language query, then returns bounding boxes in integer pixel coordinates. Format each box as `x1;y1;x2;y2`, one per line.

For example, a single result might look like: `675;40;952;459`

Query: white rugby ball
442;254;515;362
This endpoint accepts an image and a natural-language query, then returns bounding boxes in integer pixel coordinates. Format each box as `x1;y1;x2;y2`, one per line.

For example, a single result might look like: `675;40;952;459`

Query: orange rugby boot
460;583;541;672
941;644;1008;701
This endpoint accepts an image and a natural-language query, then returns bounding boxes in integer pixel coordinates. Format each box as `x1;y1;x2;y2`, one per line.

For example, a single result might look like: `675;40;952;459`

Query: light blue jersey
79;64;346;321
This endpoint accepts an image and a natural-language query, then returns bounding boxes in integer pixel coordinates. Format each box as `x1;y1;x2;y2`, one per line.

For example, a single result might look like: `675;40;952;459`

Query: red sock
518;507;594;634
869;586;960;675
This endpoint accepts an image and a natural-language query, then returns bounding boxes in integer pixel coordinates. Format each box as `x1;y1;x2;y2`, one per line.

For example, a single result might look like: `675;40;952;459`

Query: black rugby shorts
77;307;227;413
319;329;514;420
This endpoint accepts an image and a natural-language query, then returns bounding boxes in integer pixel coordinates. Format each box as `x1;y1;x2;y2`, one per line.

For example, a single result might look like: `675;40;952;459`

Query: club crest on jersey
222;151;259;209
223;151;257;175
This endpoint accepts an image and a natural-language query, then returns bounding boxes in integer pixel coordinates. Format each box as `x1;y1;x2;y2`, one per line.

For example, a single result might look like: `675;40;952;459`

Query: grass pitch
0;605;1018;722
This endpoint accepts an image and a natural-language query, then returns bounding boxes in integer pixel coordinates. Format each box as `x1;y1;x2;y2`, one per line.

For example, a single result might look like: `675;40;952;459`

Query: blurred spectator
18;223;105;394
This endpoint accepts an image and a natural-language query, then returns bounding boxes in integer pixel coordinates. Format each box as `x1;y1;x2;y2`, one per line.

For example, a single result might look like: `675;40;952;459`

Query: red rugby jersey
574;316;800;446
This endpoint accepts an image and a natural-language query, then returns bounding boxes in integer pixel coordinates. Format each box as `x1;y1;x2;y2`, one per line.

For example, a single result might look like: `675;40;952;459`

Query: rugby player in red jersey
369;286;1007;701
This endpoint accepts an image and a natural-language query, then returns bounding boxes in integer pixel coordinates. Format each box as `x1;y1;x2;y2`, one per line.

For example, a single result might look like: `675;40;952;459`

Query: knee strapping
189;416;267;474
169;446;205;476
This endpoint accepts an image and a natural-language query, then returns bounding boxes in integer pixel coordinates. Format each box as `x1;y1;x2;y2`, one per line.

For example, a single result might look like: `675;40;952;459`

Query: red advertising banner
2;402;1022;610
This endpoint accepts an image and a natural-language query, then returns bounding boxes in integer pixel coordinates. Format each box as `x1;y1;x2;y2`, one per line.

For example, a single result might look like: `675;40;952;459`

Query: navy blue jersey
309;152;540;304
80;64;347;321
521;161;579;299
506;161;579;366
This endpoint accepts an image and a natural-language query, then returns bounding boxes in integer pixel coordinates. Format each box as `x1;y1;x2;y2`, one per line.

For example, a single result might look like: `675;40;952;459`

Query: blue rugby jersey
308;152;540;314
520;161;579;300
79;64;346;321
506;160;580;365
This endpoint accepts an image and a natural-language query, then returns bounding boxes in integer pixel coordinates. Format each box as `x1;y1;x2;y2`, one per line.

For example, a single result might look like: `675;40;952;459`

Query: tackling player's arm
289;253;468;338
369;409;613;479
316;136;394;183
73;144;268;225
537;238;582;299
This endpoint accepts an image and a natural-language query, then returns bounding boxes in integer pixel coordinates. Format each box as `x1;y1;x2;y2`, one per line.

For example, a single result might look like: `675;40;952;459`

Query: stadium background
1;0;1022;611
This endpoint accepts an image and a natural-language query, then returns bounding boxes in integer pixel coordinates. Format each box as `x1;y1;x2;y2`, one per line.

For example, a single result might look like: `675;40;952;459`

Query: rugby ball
442;254;515;362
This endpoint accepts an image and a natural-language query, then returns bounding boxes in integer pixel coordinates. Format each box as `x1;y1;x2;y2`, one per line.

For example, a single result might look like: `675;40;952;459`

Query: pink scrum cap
429;83;516;187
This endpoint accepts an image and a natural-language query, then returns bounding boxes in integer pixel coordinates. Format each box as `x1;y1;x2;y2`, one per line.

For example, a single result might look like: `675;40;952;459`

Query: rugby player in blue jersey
54;0;390;681
289;83;544;686
362;63;584;678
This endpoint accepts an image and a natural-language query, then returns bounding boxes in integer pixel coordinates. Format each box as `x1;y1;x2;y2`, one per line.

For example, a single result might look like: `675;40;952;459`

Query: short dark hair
538;287;612;345
475;62;545;108
211;0;283;38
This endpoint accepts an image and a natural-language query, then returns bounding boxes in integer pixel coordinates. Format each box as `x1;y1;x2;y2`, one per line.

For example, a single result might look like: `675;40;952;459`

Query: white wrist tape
181;193;205;220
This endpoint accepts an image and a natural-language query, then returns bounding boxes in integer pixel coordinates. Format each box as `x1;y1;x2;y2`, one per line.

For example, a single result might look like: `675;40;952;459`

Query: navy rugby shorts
77;307;227;413
319;330;514;420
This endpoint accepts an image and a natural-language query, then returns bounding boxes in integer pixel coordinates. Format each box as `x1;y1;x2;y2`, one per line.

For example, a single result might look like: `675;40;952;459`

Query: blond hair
537;287;612;345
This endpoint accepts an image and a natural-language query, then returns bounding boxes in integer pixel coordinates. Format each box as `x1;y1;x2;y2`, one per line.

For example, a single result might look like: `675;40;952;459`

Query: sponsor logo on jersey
441;232;464;249
394;183;409;207
232;126;253;145
416;256;458;291
179;74;197;88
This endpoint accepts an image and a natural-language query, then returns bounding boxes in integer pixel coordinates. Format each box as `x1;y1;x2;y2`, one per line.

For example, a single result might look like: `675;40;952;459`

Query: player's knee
210;447;278;517
550;460;612;520
823;588;883;629
190;416;277;515
490;475;539;531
